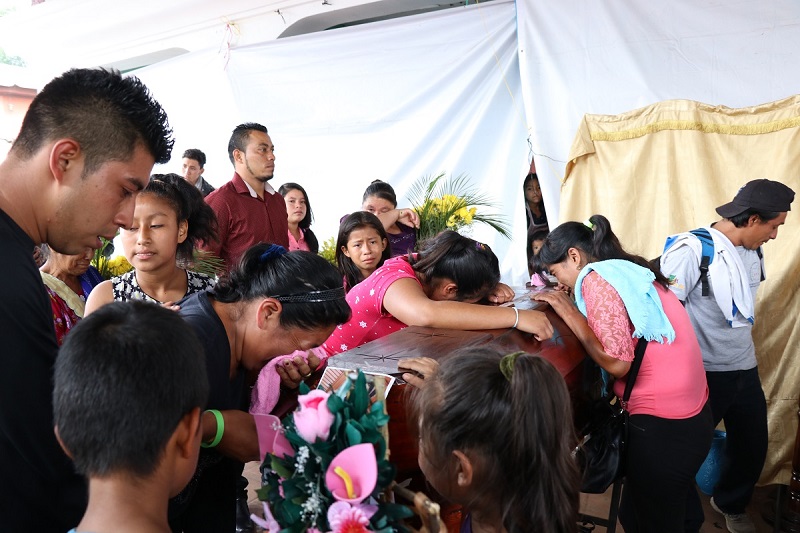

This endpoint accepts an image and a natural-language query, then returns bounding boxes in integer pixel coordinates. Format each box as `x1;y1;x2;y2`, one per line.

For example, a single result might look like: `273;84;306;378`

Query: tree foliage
0;47;26;67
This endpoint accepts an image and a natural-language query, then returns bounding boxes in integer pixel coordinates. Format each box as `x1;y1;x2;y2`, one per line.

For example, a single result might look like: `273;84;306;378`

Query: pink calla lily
250;501;281;532
325;443;378;503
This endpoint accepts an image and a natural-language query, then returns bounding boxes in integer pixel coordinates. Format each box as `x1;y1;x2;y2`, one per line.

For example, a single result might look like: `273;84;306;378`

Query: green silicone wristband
201;409;224;448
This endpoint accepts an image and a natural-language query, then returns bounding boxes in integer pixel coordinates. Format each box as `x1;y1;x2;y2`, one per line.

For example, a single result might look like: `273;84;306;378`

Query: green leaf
406;171;511;241
345;421;363;444
255;485;271;501
318;236;337;266
327;392;344;414
351;371;368;416
283;486;305;501
270;455;294;480
187;249;226;276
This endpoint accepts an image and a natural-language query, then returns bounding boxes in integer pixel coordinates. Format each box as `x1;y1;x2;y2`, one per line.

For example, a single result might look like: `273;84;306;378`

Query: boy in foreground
53;301;209;532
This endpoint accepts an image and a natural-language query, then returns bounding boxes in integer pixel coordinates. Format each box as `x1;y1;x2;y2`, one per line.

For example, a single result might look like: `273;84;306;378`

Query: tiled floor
244;460;790;532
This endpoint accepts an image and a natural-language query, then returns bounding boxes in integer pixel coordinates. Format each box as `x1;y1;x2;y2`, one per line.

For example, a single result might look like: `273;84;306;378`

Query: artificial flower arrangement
254;371;413;533
408;172;511;242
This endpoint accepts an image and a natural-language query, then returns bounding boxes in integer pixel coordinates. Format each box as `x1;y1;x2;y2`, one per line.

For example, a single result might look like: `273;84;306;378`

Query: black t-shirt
178;291;245;410
170;291;246;531
0;209;87;531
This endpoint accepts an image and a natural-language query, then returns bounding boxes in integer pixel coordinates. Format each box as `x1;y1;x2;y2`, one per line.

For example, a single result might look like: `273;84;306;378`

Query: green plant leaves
407;172;512;242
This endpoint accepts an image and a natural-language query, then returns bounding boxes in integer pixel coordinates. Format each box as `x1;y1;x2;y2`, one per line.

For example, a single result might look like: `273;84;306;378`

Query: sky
0;1;28;57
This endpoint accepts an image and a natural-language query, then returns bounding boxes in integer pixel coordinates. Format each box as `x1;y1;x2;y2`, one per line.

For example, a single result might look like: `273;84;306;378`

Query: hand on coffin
485;282;515;304
517;309;554;341
397;357;439;388
531;289;577;319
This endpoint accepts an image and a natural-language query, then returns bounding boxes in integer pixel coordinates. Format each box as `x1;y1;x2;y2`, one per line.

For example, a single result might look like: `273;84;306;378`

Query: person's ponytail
588;214;669;288
505;354;579;532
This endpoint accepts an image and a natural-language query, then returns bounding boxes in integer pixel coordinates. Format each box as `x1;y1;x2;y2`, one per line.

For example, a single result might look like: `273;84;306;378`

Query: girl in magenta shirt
321;230;554;357
534;214;713;533
336;212;391;293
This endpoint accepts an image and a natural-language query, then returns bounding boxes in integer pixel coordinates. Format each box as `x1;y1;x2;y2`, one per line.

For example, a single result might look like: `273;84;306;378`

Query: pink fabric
250;347;328;415
582;272;708;419
287;228;311;252
321;256;419;356
530;272;547;287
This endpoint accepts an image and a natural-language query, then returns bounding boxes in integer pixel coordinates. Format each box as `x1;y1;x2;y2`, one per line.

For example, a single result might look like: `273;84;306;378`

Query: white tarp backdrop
135;0;534;283
517;0;800;223
5;0;800;483
517;0;800;485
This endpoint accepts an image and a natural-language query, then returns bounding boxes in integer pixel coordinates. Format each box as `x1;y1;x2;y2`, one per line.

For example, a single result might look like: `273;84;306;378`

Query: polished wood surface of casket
326;294;590;532
334;303;588;477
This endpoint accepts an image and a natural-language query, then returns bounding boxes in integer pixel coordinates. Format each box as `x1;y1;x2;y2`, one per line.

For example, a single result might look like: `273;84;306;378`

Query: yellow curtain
561;96;800;485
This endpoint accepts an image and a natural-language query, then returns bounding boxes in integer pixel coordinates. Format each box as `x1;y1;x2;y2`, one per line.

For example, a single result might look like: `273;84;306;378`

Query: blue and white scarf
574;259;675;343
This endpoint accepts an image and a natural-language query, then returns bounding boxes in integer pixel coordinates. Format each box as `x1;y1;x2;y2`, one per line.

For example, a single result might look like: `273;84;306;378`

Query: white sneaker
710;497;756;533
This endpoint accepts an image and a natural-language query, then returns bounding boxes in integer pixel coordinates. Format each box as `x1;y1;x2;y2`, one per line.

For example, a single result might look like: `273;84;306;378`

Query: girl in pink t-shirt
335;212;391;293
533;214;713;533
321;230;554;357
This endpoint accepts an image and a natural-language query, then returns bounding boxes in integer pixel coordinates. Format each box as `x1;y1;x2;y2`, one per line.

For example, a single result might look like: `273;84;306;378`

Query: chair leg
775;484;786;533
606;478;623;533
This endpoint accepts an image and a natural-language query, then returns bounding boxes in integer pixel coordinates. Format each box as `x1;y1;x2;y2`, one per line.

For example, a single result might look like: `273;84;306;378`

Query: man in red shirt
201;122;290;532
204;123;289;271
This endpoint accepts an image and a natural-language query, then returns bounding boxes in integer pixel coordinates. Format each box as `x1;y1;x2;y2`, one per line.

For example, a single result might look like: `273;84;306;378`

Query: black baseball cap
716;179;795;218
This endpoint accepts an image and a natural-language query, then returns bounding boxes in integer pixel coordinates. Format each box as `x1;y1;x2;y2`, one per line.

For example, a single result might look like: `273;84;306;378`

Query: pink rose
293;390;335;443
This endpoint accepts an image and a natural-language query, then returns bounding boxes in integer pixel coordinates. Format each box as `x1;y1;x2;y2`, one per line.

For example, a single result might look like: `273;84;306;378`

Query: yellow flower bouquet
408;172;510;242
91;237;134;279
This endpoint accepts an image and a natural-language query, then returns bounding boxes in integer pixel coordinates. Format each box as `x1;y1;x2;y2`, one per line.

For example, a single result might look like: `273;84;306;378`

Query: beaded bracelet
201;409;224;448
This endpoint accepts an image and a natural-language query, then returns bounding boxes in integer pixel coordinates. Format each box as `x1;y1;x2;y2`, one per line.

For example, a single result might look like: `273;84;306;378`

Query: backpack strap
689;228;714;297
755;246;765;282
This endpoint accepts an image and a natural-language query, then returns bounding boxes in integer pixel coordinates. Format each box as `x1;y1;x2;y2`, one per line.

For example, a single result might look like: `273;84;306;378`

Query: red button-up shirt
203;173;289;271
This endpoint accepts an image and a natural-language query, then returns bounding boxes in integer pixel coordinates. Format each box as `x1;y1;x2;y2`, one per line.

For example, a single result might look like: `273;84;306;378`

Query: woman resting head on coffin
318;230;553;357
531;214;713;532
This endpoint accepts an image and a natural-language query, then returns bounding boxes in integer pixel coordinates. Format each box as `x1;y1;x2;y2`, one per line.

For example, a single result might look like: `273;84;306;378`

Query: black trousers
169;456;244;532
618;402;714;533
705;367;769;514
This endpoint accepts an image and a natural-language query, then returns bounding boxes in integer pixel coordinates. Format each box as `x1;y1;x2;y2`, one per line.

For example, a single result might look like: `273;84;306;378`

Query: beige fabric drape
561;96;800;485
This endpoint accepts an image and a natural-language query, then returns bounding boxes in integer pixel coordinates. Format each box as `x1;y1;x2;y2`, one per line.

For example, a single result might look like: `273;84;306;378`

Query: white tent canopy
134;0;534;282
3;0;800;283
